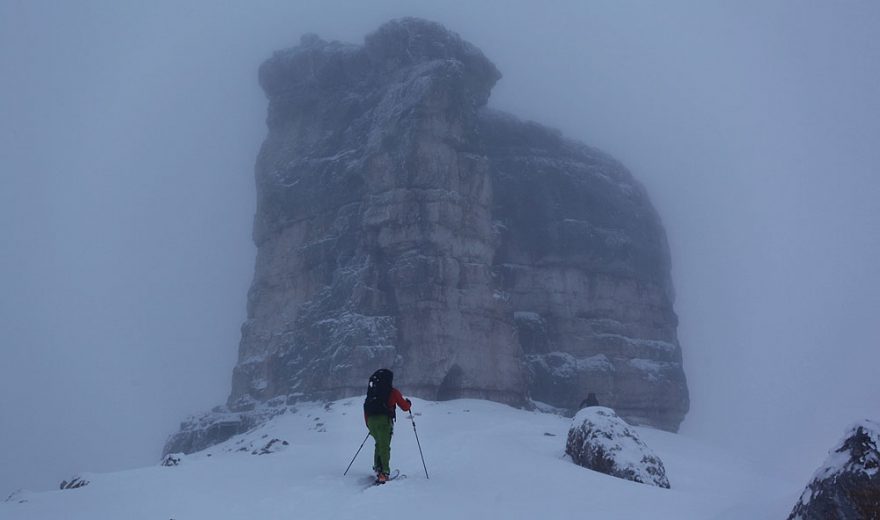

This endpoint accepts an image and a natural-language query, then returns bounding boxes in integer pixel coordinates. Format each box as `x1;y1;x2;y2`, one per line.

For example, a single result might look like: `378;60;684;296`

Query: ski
374;469;401;485
361;469;405;489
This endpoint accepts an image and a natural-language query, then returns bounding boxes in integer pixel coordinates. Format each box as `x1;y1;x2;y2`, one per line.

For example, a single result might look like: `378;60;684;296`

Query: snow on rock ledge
565;407;670;488
788;419;880;520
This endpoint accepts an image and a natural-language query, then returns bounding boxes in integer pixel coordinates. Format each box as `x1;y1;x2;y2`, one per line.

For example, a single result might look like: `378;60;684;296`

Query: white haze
1;0;878;495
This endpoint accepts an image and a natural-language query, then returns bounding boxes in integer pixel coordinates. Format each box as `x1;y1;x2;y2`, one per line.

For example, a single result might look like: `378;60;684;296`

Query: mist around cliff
2;0;879;498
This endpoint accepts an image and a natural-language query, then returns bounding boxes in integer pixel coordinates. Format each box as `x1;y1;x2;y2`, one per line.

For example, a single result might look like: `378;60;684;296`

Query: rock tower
165;18;689;455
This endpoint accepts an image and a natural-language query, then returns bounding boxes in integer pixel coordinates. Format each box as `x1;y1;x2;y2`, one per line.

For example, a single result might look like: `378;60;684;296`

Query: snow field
1;398;801;520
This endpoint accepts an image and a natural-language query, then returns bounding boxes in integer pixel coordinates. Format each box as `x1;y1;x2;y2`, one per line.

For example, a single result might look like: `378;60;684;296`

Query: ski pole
343;432;371;476
409;410;429;479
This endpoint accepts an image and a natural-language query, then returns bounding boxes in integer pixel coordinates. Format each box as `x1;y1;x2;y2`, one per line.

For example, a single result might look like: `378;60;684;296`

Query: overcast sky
2;0;878;494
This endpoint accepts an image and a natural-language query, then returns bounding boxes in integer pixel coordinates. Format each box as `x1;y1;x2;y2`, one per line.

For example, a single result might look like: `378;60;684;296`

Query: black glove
406;398;412;407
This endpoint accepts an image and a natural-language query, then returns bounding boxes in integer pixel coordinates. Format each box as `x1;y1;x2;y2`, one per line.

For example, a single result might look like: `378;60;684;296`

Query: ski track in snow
1;398;800;520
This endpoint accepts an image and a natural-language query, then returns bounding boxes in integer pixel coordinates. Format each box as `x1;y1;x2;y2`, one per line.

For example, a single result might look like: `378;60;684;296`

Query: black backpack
364;369;394;417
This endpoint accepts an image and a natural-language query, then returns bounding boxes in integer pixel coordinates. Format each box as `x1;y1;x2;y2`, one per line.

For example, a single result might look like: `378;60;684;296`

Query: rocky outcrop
165;17;688;454
163;401;287;455
566;407;670;488
788;420;880;520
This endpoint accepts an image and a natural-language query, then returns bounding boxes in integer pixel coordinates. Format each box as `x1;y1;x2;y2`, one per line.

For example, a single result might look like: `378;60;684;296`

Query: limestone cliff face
234;19;525;409
483;112;688;430
165;18;688;455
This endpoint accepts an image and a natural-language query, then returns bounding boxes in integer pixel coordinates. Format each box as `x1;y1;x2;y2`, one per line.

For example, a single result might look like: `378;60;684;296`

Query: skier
363;368;411;483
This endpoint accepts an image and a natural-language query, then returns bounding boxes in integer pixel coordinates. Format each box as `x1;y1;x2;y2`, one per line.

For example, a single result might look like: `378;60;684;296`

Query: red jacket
365;388;411;425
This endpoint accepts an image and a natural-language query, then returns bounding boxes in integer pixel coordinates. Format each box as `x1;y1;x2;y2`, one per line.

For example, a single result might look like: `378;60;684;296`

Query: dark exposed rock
3;489;28;504
565;407;670;488
253;438;289;455
788;420;880;520
59;476;89;490
166;17;688;454
164;410;247;455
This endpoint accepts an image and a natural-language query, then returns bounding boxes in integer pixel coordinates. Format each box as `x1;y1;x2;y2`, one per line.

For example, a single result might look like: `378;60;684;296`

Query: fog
2;0;878;494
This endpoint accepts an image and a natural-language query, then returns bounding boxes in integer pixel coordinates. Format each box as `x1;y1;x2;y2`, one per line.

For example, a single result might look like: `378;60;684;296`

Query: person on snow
363;368;411;483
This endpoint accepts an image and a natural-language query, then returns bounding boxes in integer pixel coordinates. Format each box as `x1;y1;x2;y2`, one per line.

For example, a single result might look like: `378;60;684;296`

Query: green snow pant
367;414;393;474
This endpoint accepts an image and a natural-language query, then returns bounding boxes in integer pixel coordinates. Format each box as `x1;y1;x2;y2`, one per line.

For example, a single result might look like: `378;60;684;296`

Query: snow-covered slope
2;399;800;519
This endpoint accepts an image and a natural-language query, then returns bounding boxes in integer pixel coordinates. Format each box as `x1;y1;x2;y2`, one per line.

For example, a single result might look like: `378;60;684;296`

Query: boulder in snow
161;453;184;466
566;407;670;488
788;419;880;520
